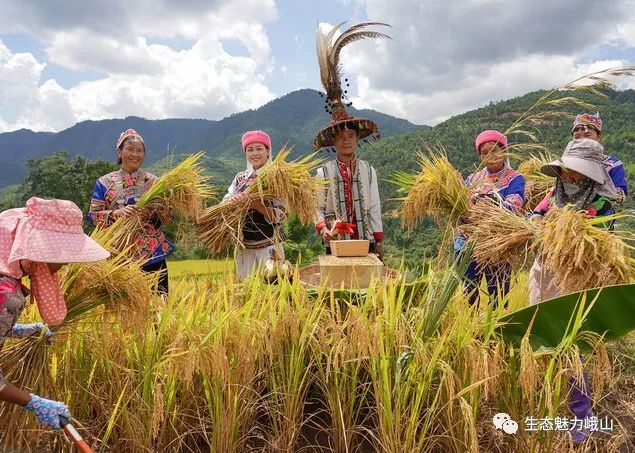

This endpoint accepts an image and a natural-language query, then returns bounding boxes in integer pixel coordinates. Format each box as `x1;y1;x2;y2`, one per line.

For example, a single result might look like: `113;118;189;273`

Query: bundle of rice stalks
392;151;469;229
464;201;538;268
250;147;323;224
195;194;255;255
60;231;156;322
196;147;323;254
538;207;634;293
518;154;555;209
102;152;213;257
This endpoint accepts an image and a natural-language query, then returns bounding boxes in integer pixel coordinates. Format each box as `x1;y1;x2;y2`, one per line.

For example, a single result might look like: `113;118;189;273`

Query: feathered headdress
313;21;390;151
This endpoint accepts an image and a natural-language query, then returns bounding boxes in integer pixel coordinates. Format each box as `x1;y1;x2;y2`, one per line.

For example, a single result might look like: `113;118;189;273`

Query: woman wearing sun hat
88;128;174;294
455;129;526;308
222;130;287;281
528;138;620;444
0;197;109;430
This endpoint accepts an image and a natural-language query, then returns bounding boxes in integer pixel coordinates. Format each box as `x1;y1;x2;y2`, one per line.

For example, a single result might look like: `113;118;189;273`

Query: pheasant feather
316;22;390;102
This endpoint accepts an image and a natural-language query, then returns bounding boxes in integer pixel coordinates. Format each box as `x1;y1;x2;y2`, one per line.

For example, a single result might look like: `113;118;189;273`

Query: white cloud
337;0;635;125
0;40;71;131
0;0;278;132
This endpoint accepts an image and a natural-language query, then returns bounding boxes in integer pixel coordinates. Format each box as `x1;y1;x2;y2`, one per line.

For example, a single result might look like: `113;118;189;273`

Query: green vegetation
168;259;233;279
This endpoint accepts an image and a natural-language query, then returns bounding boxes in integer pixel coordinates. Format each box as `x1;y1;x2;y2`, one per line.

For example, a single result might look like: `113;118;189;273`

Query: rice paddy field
1;257;634;452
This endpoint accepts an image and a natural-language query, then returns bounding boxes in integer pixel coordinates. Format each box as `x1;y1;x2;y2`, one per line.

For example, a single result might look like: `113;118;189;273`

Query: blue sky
1;0;634;132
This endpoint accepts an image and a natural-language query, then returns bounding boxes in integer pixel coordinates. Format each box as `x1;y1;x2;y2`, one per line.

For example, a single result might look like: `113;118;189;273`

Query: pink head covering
117;128;145;150
475;130;507;153
0;198;110;325
241;130;271;151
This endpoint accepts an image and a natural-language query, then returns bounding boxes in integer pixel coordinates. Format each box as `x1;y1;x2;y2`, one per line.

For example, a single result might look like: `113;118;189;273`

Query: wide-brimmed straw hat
541;139;617;197
0;197;110;272
312;22;388;151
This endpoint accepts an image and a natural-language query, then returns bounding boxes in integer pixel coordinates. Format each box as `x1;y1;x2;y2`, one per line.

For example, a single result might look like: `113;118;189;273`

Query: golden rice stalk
195;148;323;254
136;152;214;216
60;230;156;323
464;201;538;267
248;147;324;224
98;152;214;257
0;234;156;406
537;207;634;293
195;194;255;255
518;154;555;209
393;151;469;229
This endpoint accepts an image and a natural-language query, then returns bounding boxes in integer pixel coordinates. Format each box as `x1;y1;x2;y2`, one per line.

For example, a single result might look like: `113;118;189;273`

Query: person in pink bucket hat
221;130;288;281
0;197;109;430
88;128;174;294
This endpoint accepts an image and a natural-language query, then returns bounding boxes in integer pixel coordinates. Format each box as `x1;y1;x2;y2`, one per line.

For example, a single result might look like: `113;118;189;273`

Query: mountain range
0;89;421;188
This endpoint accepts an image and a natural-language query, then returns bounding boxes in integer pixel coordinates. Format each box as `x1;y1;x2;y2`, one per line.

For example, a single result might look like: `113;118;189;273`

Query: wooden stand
318;254;384;289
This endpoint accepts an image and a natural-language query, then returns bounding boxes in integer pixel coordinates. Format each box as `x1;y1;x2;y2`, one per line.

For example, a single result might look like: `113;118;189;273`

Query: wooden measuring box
329;239;370;257
318;253;384;289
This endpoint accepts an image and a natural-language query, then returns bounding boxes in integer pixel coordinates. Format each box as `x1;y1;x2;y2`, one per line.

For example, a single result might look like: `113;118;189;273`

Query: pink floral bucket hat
0;197;109;269
0;198;110;325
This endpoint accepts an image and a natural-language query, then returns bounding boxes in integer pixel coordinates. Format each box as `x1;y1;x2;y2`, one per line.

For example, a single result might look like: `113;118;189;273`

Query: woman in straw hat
529;137;620;300
0;197;109;430
528;138;620;444
88;128;173;294
223;130;287;281
455;130;525;308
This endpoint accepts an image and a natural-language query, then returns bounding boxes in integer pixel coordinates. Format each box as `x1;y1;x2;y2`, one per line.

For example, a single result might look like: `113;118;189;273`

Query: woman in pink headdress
454;130;525;308
0;197;109;430
88;129;174;294
222;130;287;281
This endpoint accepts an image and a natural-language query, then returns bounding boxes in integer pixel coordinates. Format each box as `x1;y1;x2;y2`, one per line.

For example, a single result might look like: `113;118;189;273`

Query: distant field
167;259;233;279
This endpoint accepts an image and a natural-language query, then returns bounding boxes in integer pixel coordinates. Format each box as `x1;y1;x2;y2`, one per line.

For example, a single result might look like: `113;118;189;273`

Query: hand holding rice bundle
88;129;212;294
196;131;322;281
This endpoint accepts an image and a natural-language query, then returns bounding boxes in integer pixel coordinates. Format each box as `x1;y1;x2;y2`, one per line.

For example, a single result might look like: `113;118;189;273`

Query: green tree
19;152;117;214
283;215;323;266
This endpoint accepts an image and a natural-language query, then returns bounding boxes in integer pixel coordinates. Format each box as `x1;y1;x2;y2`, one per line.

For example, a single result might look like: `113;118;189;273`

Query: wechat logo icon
493;413;519;435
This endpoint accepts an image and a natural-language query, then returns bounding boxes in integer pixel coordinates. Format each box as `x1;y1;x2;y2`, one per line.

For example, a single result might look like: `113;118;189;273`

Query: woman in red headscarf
454;130;525;308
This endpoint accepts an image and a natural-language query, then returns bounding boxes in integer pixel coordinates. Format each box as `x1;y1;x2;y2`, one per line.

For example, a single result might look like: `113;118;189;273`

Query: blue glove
453;234;467;253
10;323;53;339
23;394;71;430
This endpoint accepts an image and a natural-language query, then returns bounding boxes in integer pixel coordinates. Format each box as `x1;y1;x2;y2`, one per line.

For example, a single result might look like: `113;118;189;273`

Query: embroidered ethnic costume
88;168;174;265
312;22;389;248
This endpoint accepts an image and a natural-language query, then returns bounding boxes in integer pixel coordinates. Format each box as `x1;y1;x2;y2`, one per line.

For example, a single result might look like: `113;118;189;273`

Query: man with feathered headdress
313;22;390;260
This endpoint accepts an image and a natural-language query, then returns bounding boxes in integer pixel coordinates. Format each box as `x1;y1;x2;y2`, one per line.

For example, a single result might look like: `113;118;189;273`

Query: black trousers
142;259;169;295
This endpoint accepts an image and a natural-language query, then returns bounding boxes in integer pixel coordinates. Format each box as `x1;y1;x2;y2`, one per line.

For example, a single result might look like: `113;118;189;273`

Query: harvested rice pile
464;202;538;268
538;207;633;292
467;202;633;293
